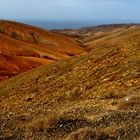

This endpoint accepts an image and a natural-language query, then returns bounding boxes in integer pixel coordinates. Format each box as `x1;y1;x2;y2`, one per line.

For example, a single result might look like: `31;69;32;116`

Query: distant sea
20;20;140;30
21;20;98;30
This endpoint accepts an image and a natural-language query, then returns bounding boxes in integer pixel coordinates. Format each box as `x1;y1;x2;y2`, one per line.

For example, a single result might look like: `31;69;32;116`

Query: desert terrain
0;21;140;140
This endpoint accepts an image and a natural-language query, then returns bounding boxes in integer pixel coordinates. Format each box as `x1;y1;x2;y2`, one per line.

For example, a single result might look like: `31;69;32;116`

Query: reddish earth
0;54;53;80
0;20;86;81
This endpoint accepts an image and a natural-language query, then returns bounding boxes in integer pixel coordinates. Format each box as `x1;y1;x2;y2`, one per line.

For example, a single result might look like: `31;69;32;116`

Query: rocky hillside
0;24;140;140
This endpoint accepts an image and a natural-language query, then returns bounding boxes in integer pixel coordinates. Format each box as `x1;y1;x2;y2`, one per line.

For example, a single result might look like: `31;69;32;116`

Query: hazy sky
0;0;140;29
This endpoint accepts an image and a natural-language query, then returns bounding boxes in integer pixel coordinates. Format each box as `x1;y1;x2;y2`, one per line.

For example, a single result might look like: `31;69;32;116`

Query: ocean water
21;20;98;30
20;20;140;30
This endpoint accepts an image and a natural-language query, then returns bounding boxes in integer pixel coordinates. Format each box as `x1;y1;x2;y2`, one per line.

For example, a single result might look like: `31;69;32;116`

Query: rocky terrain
0;23;140;140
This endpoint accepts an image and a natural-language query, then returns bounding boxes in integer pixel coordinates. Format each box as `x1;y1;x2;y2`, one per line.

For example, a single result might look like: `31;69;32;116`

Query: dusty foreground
0;24;140;140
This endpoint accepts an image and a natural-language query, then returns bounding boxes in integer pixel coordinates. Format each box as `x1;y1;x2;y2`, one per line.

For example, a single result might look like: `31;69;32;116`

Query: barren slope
0;20;85;54
0;26;140;140
0;20;86;81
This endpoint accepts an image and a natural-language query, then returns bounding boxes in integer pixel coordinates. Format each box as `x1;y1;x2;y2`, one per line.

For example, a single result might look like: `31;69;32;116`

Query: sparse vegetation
111;99;118;106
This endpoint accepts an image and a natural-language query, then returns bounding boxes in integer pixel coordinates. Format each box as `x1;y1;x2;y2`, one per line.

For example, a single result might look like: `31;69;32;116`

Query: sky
0;0;140;29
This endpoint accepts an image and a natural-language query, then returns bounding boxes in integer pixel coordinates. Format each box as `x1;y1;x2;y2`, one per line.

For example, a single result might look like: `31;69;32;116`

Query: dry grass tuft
100;90;118;100
64;127;115;140
27;113;62;133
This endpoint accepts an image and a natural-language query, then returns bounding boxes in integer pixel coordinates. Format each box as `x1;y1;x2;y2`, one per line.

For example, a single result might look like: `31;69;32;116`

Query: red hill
0;20;86;81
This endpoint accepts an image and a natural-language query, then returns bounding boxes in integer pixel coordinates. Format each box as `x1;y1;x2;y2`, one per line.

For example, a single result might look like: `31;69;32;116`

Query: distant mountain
52;23;140;36
0;20;86;81
0;23;140;139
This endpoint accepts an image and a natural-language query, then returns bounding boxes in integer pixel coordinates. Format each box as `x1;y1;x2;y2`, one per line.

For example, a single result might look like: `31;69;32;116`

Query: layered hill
0;24;140;139
0;20;86;81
